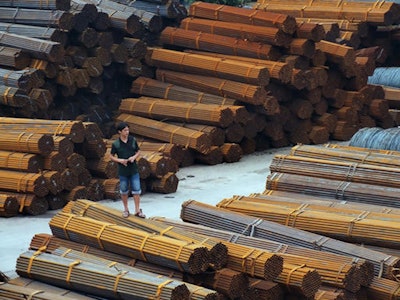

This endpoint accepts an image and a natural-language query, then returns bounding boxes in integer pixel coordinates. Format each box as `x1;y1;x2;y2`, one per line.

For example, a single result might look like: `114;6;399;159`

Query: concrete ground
0;145;293;277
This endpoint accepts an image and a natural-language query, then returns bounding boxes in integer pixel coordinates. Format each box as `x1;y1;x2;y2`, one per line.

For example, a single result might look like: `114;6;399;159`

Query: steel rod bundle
180;17;292;47
16;250;191;300
41;170;63;195
28;88;53;110
193;146;223;165
43;151;67;172
267;171;400;209
82;0;163;32
121;37;147;59
30;233;186;281
167;122;225;147
46;194;67;210
1;0;70;11
245;278;284;300
160;26;282;61
0;131;48;158
183;50;293;84
0;22;68;46
0;7;74;30
3;191;48;215
0;46;30;69
52;136;74;158
49;212;211;274
59;185;88;202
155;69;271;107
0;67;44;92
85;179;104;201
219;143;243;163
0;193;18;217
295;21;326;42
91;6;142;35
0;31;64;63
116;113;213;155
60;169;79;192
137;140;185;164
67;199;229;270
291;144;400;169
0;150;42;173
270;154;400;188
86;156;118;179
189;1;297;34
316;40;355;67
124;0;184;19
367;276;400;300
140;151;171;178
253;0;399;26
120;97;234;128
179;200;400;279
0;282;94;300
131;76;239;106
146;47;270;86
188;268;248;299
0;117;85;143
0;169;48;197
145;172;179;193
97;178;119;200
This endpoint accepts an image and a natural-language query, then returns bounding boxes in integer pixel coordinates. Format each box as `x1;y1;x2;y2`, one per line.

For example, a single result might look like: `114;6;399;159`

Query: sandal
135;209;146;218
122;210;130;218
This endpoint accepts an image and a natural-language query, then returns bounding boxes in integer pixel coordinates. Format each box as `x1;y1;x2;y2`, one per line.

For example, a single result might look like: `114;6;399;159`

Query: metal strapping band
286;264;306;286
335;262;350;284
300;5;307;18
347;210;370;237
313;236;330;250
275;243;289;253
27;290;44;300
164;84;173;99
139;235;150;261
378;255;391;278
195;32;202;49
54;121;68;136
66;260;81;285
27;247;46;278
169;126;180;144
82;245;89;253
108;261;118;268
155;280;173;299
3;87;11;105
96;224;108;250
214;5;224;19
241;248;256;273
113;270;128;293
174;245;185;272
241;218;263;236
138;78;147;94
159;226;174;236
248;10;257;24
228;233;240;243
345;163;358;181
148;100;157;118
60;248;72;257
62;214;74;240
364;8;372;21
197;92;204;103
185;103;197;121
285;205;306;227
335;181;350;199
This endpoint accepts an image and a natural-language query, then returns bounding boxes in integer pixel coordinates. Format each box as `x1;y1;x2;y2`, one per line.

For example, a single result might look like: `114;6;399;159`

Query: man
110;121;145;218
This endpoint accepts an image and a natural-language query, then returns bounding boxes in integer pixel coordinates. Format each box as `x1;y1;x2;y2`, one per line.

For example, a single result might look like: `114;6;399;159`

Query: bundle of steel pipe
0;194;18;217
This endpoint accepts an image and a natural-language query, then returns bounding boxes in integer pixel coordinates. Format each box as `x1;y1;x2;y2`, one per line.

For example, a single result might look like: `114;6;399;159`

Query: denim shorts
119;173;141;195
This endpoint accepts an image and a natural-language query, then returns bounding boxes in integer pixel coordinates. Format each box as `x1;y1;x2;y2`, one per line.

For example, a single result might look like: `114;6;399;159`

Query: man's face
120;126;129;138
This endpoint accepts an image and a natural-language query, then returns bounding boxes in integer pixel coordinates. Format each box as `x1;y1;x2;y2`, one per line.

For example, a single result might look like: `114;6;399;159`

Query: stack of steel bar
152;215;374;293
216;195;400;254
16;249;192;300
0;194;19;217
49;212;211;275
119;97;235;128
66;199;283;279
0;151;43;173
269;153;400;188
116;113;213;155
146;47;271;86
266;172;400;208
179;200;398;281
49;246;222;299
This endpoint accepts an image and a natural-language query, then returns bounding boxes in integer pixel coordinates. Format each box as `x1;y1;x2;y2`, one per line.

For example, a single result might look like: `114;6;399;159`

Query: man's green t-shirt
111;135;140;177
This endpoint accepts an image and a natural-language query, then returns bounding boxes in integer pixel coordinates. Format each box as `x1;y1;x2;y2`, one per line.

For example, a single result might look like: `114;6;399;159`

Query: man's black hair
116;121;129;132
